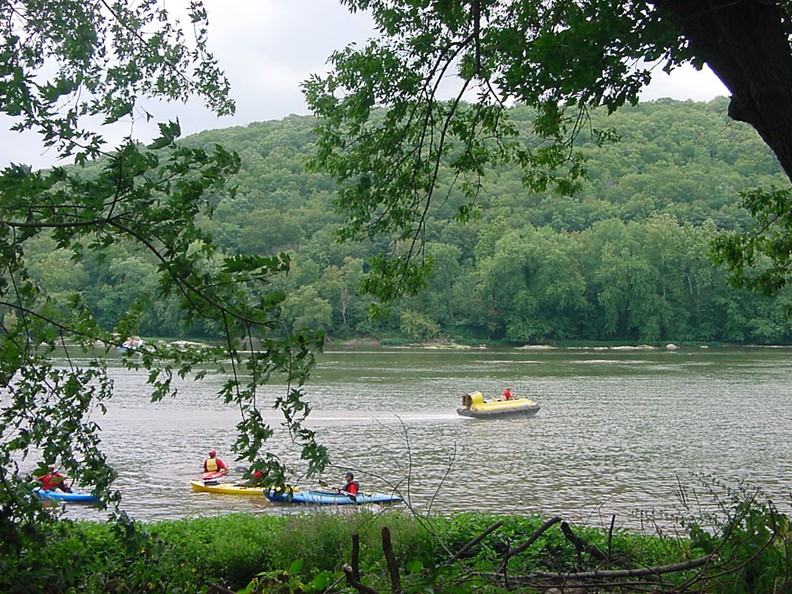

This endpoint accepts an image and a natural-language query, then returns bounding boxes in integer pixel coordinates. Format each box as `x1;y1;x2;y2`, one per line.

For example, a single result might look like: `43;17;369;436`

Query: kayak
201;470;228;481
266;489;403;505
190;480;267;496
35;488;98;503
266;488;403;506
190;480;300;497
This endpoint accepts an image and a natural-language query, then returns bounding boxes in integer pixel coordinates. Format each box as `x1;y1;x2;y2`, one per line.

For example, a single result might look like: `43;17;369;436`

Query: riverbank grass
8;507;786;594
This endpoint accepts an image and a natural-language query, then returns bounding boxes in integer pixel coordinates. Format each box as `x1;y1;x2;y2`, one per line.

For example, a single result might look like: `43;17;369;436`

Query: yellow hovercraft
457;391;540;419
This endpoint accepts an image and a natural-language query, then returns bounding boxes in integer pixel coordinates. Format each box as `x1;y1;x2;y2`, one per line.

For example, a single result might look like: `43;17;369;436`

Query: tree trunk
656;1;792;181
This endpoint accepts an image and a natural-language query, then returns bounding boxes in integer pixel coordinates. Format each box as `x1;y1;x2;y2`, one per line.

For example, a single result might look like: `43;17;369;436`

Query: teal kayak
35;488;98;503
266;488;403;505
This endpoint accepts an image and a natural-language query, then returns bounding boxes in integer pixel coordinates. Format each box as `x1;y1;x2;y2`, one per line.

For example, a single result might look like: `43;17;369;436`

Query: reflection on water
50;345;791;528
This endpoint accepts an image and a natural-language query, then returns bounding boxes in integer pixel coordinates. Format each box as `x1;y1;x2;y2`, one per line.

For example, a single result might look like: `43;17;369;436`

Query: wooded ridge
23;97;792;345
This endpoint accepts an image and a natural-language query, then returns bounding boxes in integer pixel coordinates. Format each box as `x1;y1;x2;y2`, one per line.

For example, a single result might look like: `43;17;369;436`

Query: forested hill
192;97;781;236
27;98;792;345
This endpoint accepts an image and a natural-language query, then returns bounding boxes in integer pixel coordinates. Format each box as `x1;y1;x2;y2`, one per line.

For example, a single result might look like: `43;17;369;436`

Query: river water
52;344;791;530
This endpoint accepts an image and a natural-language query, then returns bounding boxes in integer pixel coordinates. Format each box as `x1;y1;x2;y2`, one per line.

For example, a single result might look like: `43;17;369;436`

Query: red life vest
37;472;64;491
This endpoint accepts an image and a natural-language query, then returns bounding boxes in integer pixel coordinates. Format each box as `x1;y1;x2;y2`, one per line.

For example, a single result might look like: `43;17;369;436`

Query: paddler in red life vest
35;466;72;493
203;449;228;476
236;469;265;487
502;387;513;401
339;471;359;500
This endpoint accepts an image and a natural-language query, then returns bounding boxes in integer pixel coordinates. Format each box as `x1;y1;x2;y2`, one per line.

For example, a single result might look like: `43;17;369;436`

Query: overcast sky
2;0;729;170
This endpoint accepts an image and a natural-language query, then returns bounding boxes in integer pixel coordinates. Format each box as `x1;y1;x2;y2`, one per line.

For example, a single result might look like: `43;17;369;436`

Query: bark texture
656;1;792;180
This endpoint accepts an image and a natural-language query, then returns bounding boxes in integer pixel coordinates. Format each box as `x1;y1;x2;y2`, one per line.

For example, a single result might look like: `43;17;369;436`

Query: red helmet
208;449;216;457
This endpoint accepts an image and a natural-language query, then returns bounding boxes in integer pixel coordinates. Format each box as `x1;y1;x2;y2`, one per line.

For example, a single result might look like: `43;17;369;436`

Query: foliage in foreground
1;0;327;571
2;482;789;594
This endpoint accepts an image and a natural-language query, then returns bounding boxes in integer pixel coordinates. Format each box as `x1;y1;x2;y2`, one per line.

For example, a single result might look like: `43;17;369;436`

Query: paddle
318;478;357;501
317;479;338;493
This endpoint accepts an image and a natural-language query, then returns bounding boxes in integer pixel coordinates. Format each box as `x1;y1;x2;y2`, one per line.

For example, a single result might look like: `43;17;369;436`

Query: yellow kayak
190;480;266;496
190;480;300;497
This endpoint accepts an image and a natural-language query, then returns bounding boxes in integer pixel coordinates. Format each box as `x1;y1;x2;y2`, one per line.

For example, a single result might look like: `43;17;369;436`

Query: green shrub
2;495;788;594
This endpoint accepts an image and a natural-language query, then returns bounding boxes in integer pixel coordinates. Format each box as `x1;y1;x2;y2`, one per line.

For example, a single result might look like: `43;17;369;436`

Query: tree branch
503;515;563;561
381;526;401;594
560;521;608;562
351;532;361;583
524;553;715;581
448;520;504;564
343;564;379;594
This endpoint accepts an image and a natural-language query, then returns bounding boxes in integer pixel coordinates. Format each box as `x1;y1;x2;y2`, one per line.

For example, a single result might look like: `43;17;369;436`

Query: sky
1;0;729;170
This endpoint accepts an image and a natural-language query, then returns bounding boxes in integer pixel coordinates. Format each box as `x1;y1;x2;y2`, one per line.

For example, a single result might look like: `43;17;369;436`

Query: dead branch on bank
381;527;402;593
447;519;504;564
342;516;728;594
503;554;714;584
342;565;379;594
503;515;563;563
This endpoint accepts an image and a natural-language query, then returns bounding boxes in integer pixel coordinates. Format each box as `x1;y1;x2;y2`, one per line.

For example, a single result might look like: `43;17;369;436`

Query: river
52;344;791;530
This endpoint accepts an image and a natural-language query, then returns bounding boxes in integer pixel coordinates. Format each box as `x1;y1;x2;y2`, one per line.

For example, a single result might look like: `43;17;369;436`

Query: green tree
593;243;665;341
475;226;587;341
304;0;792;298
281;285;333;334
402;242;464;330
0;1;327;562
399;309;442;342
318;257;366;334
235;208;306;255
92;255;159;331
24;237;90;297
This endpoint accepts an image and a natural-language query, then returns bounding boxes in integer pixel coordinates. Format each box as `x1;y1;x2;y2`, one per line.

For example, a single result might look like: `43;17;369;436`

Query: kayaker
339;471;359;500
236;469;265;487
502;387;513;400
203;449;228;476
35;466;72;493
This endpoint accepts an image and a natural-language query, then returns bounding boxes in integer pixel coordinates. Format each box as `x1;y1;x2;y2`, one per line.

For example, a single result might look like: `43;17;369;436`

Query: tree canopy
304;0;792;297
0;0;326;556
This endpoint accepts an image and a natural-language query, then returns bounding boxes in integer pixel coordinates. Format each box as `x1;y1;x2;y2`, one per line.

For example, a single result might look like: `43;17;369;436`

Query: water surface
54;345;792;529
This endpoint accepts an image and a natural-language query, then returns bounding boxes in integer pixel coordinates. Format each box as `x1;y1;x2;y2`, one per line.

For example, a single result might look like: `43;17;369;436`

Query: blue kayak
266;488;403;505
35;488;98;503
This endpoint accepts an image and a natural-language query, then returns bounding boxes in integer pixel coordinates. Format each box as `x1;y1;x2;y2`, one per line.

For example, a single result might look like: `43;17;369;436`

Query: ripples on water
50;346;791;530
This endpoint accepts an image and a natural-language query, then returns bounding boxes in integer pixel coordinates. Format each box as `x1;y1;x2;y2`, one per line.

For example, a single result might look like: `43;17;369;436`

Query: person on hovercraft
502;387;513;401
203;449;228;476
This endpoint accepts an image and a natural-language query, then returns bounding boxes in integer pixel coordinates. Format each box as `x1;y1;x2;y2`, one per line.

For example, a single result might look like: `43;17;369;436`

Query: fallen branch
447;520;504;564
343;564;379;594
560;521;608;562
351;532;361;582
503;516;563;562
382;526;401;593
506;553;715;583
497;515;563;590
